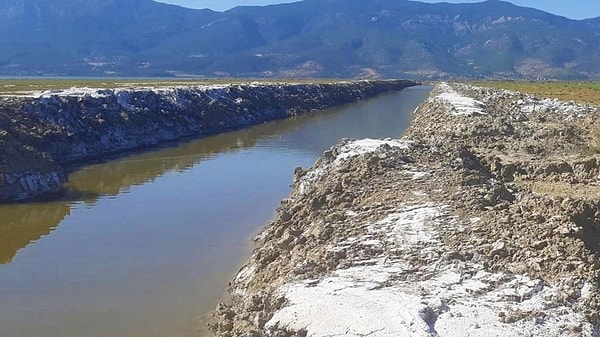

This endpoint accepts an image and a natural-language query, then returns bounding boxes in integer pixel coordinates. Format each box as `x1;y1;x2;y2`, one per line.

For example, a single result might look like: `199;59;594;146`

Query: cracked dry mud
210;83;600;337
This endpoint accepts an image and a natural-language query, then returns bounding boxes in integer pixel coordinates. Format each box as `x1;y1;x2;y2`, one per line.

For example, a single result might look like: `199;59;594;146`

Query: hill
0;0;598;79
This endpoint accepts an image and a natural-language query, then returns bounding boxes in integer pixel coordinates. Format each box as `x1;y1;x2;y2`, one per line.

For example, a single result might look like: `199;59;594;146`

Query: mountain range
0;0;598;79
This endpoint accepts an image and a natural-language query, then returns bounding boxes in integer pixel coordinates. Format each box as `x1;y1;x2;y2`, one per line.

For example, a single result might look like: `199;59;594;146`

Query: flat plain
475;81;600;106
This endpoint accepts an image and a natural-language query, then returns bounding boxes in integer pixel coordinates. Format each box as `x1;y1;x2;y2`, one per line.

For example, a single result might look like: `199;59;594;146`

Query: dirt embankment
211;83;600;337
0;80;416;202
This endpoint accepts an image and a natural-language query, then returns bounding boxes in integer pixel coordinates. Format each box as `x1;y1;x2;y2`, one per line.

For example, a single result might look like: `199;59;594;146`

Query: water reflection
0;89;391;264
64;116;310;201
0;109;310;264
0;202;70;263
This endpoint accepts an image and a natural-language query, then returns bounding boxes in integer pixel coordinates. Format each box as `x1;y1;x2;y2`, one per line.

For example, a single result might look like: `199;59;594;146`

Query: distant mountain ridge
0;0;598;79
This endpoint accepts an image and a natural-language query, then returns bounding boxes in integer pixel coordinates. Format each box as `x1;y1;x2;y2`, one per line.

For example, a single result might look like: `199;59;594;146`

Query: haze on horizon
155;0;599;20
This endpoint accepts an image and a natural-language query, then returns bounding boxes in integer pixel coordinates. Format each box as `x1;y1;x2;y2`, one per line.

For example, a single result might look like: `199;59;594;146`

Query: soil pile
211;83;600;337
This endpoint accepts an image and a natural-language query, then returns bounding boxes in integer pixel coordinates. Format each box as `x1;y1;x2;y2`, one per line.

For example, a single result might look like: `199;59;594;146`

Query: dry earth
210;83;600;337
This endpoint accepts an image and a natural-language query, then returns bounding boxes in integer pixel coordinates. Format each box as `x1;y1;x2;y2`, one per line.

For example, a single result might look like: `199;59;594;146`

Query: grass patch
473;81;600;107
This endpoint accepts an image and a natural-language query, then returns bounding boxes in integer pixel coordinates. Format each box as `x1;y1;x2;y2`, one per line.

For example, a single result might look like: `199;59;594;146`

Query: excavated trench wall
0;80;416;201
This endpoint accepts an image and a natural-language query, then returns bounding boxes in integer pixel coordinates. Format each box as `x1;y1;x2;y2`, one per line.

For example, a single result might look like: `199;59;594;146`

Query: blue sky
155;0;599;19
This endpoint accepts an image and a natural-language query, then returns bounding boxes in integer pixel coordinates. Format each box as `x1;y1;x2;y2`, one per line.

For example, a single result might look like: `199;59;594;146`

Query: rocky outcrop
211;83;600;337
0;80;416;201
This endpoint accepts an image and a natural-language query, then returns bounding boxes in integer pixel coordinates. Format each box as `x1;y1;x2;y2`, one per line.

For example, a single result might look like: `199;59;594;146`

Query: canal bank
0;86;431;337
211;83;600;337
0;79;416;202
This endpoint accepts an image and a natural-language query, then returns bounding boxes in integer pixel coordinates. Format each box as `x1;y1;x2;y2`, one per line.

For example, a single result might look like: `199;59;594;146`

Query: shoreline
0;79;417;202
211;83;600;336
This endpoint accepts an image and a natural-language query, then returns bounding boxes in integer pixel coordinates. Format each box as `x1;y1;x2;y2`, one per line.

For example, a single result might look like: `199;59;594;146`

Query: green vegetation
475;81;600;107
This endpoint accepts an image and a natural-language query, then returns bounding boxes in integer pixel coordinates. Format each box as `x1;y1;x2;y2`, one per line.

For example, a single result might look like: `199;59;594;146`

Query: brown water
0;86;431;337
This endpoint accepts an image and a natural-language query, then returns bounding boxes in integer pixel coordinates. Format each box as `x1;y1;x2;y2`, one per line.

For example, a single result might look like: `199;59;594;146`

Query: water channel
0;86;431;337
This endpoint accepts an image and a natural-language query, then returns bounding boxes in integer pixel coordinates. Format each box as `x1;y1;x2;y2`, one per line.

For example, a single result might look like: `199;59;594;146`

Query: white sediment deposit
211;83;600;337
437;82;486;116
268;202;593;337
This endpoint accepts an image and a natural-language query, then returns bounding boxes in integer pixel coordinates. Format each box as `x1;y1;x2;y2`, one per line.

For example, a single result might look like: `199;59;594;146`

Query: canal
0;86;431;337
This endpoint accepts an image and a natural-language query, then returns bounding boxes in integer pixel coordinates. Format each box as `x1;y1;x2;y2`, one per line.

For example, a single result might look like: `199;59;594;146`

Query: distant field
474;81;600;106
0;78;344;96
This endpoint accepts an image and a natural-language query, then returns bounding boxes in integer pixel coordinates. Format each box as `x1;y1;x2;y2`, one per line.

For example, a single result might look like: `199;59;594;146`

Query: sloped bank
0;80;416;202
210;83;600;336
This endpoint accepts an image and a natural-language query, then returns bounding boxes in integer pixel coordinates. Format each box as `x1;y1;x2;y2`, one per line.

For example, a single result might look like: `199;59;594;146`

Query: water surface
0;86;431;337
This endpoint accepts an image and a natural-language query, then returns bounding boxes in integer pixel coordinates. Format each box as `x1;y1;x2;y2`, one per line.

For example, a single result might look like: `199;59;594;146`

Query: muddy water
0;86;431;337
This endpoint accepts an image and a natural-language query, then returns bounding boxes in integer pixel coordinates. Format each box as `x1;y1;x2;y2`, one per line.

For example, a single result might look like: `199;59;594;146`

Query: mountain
0;0;598;79
0;0;219;76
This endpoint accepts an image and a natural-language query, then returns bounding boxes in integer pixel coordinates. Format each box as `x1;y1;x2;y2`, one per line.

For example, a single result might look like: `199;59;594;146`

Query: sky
155;0;599;20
